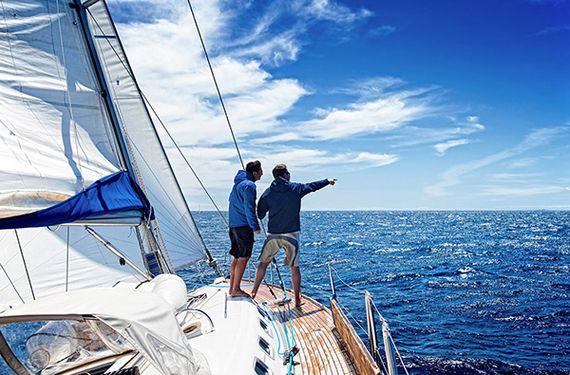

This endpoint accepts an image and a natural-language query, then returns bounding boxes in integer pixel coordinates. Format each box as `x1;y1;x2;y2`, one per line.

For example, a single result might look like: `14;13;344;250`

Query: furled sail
0;171;151;230
83;0;208;268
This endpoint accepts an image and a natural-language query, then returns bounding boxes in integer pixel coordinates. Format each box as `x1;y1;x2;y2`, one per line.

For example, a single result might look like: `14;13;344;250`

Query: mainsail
0;0;208;308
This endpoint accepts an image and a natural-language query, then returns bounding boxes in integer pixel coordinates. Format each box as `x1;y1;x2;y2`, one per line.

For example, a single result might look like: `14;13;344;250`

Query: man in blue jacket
251;163;335;308
228;160;263;297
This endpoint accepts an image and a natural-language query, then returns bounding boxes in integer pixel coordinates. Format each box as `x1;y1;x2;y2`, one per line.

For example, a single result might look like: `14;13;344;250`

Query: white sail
0;0;205;309
0;226;147;309
84;0;208;268
0;0;121;218
0;1;147;307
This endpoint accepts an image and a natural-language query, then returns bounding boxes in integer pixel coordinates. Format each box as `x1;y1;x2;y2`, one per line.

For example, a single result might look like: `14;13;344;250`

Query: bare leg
251;261;270;299
290;266;302;308
231;257;251;297
229;258;237;294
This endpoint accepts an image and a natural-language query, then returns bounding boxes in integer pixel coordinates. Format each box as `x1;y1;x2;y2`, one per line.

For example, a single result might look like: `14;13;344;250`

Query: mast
70;0;135;181
69;0;169;274
97;0;220;275
72;0;219;274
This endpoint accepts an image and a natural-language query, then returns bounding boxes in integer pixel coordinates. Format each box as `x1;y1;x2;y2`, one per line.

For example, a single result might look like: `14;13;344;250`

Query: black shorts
229;226;254;258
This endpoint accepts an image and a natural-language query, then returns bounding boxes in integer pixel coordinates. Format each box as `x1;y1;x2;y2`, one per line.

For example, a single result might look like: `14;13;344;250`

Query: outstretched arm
298;178;335;198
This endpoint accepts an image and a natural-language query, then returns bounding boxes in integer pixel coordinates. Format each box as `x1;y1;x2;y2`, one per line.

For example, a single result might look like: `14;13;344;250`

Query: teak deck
244;282;360;375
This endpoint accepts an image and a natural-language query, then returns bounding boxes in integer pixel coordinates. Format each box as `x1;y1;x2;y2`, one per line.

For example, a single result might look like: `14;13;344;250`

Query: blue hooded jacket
257;177;329;234
228;170;260;231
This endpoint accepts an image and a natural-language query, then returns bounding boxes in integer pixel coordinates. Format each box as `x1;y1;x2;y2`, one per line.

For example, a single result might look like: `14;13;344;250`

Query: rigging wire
329;262;410;374
85;7;228;229
182;4;297;355
14;230;35;300
65;227;70;292
185;0;244;170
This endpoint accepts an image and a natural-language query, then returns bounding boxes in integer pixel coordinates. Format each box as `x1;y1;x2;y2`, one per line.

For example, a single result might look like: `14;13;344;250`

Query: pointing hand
328;178;337;186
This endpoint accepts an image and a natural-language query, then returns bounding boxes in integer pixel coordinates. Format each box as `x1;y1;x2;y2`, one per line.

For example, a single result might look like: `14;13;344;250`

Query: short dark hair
272;163;288;179
246;160;262;174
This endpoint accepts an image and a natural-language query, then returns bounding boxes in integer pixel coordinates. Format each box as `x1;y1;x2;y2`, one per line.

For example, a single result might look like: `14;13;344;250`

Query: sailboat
0;1;405;374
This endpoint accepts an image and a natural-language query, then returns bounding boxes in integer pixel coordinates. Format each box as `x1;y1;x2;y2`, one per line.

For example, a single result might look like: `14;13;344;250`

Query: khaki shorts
259;232;300;267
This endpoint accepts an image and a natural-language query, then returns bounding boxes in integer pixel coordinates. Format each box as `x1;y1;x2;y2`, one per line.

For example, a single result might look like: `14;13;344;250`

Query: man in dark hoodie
228;160;263;297
251;163;335;308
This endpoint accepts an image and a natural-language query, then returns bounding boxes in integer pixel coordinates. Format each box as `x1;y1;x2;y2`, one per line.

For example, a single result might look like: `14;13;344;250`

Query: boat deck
243;282;358;375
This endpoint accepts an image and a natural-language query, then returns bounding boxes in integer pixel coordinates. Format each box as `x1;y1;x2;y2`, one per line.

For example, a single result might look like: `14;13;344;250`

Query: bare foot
294;301;305;310
230;290;251;298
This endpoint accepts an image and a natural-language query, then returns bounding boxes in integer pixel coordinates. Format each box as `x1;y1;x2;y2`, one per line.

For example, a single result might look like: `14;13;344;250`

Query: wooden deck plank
244;282;358;375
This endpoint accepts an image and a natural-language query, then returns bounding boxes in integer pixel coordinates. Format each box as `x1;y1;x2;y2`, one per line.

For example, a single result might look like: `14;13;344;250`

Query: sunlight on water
183;211;570;375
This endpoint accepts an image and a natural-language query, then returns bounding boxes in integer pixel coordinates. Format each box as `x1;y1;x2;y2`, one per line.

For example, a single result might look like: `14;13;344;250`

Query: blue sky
108;0;570;210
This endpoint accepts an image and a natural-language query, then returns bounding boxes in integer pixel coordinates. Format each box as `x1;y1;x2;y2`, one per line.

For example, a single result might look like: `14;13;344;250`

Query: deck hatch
259;319;272;337
258;336;271;356
254;358;271;375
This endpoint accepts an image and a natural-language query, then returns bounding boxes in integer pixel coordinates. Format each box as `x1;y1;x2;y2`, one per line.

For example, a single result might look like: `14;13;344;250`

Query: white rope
330;264;368;295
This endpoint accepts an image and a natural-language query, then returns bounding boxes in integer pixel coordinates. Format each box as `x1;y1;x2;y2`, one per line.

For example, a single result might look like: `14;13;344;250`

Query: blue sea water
1;211;568;374
181;210;570;375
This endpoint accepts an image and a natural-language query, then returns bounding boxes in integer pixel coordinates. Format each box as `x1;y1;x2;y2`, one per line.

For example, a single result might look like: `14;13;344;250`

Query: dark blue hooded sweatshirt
257;177;329;234
228;170;260;231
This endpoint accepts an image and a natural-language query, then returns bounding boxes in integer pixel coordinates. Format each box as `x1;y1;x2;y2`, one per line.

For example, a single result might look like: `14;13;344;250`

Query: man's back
229;170;259;231
258;177;328;234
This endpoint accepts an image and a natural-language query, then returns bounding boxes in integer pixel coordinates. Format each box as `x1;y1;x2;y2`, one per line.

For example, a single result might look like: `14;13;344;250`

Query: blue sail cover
0;171;152;230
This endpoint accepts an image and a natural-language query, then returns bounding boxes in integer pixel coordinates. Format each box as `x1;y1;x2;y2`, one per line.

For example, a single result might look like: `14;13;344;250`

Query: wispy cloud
171;146;398;194
392;115;485;149
434;139;469;156
369;25;396;37
479;185;570;197
297;86;440;141
507;157;540;168
536;24;570;36
425;127;569;197
492;172;543;180
295;0;373;24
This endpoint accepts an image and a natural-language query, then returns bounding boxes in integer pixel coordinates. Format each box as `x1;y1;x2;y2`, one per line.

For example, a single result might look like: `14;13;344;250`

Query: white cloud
170;146;398;195
479;185;570;197
492;172;543;181
334;76;406;98
507;157;539;168
434;139;469;156
391;115;485;149
297;0;373;24
369;25;396;37
297;88;438;140
425;127;569;197
536;24;570;36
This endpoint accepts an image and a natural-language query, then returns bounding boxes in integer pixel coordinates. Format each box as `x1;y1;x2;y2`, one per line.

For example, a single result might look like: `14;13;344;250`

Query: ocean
181;210;570;375
1;211;568;374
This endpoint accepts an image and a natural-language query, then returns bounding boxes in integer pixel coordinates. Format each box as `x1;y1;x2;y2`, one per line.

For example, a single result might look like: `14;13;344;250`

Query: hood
234;170;253;185
270;177;291;192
